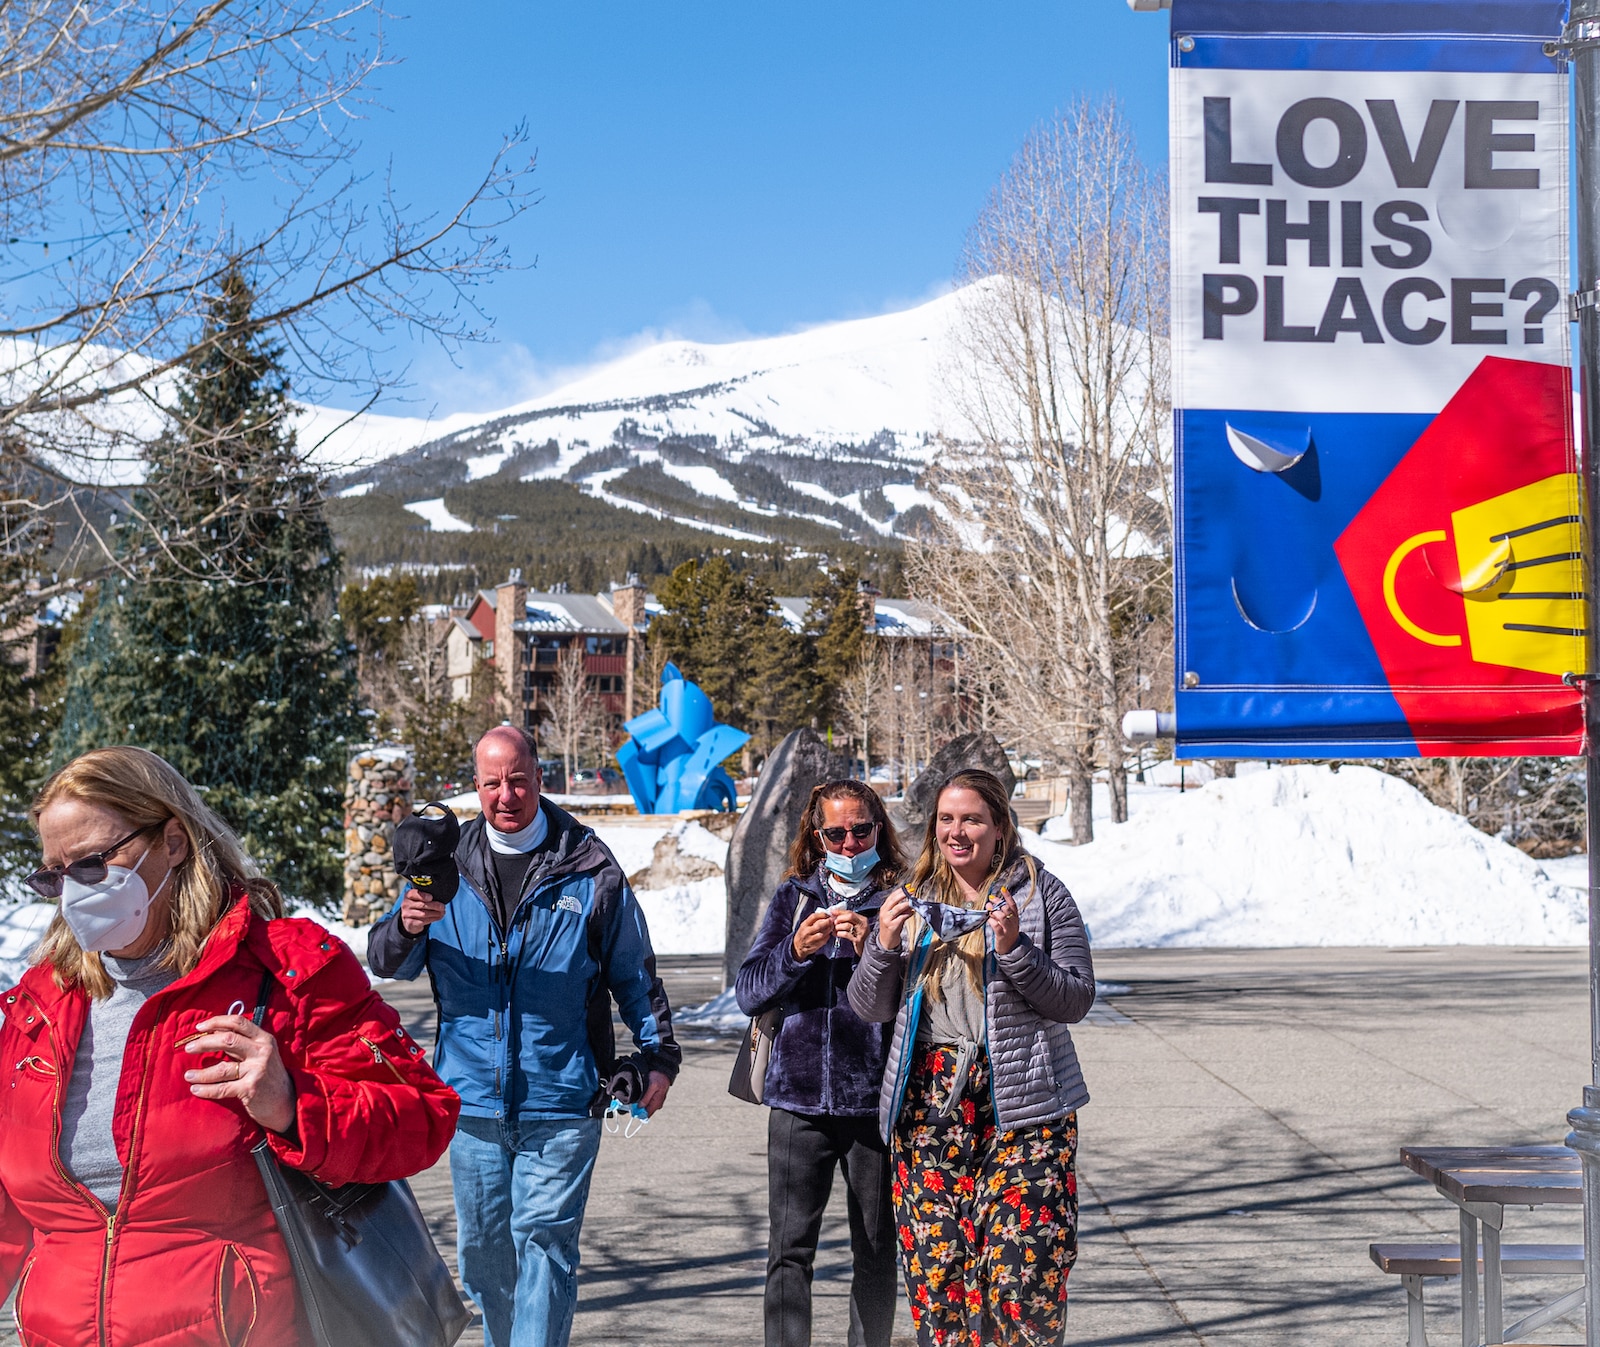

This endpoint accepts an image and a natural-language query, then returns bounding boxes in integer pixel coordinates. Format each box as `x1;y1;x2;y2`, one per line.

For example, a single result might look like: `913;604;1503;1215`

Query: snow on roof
873;598;962;637
773;597;809;633
770;595;962;638
42;592;82;625
517;592;628;635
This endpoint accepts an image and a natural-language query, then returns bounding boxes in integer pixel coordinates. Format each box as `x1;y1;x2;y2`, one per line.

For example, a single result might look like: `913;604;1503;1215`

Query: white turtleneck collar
826;870;871;900
485;804;549;854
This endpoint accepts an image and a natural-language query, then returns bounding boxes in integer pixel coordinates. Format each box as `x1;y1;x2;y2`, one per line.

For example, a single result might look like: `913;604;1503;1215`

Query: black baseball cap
393;802;461;903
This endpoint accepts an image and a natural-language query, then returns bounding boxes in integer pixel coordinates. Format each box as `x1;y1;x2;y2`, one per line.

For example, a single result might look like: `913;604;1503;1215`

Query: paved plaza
3;945;1593;1345
399;946;1595;1346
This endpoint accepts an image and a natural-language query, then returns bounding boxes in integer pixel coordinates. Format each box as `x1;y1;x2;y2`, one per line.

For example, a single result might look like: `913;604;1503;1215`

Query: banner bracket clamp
1553;20;1600;56
1569;288;1600;321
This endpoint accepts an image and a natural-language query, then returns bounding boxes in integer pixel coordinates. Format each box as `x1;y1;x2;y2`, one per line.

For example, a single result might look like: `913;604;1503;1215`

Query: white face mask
59;844;173;954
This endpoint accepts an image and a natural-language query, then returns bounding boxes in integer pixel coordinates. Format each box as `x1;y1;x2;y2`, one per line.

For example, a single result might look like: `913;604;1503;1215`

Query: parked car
567;767;624;796
539;758;567;794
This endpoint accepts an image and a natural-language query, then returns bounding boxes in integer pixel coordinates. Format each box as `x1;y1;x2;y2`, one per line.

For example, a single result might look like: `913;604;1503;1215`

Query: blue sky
349;2;1170;414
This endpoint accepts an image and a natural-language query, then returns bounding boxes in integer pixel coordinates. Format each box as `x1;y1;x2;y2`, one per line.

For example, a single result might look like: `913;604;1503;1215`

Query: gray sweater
60;946;178;1206
848;858;1096;1143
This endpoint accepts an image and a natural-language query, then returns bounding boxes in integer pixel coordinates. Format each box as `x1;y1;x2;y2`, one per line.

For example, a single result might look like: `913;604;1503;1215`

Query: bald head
474;727;542;832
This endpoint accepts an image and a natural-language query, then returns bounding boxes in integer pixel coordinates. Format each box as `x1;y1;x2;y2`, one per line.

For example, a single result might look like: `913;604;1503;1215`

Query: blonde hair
30;747;282;999
908;769;1033;999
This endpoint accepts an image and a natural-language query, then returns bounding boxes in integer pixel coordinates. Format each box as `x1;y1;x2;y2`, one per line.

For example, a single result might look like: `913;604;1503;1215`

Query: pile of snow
600;819;729;956
1025;765;1586;947
675;987;746;1033
630;879;726;956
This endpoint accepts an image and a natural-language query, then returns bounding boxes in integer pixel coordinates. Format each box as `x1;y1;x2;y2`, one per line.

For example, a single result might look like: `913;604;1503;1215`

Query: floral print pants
891;1045;1078;1346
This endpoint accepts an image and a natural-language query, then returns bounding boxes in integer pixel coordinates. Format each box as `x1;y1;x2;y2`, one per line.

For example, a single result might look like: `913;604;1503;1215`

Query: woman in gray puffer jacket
848;768;1094;1346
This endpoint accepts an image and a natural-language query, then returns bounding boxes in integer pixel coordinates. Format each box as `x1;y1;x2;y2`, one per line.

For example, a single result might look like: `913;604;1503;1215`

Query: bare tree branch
911;97;1170;841
0;0;535;607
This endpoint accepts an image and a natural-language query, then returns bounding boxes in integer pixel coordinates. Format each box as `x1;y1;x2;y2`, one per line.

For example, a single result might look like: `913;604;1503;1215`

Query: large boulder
723;728;848;987
897;731;1016;835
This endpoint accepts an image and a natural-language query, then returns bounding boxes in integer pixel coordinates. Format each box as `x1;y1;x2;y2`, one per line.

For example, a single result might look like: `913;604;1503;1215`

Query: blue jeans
450;1118;604;1347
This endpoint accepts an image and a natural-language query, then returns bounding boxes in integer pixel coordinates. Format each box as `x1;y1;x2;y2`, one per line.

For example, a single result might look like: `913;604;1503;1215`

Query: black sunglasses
818;822;878;845
27;822;163;899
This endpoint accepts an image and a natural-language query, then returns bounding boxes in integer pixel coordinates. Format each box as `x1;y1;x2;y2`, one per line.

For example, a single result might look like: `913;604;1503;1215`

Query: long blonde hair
908;769;1029;999
30;747;282;999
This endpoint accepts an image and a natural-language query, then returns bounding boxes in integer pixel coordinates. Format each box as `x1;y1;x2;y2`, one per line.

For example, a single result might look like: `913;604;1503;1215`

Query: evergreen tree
0;449;63;881
804;563;867;730
650;556;816;759
745;617;811;758
54;267;360;905
650;557;769;720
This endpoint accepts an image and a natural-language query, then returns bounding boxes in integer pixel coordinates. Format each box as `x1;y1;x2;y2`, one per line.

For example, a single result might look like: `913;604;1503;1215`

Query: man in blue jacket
368;725;680;1347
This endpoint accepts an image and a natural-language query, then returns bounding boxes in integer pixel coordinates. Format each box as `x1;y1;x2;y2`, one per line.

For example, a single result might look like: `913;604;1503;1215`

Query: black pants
766;1107;898;1347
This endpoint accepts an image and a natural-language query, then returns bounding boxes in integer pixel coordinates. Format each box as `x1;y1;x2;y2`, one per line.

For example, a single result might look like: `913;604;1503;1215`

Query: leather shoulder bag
250;969;472;1347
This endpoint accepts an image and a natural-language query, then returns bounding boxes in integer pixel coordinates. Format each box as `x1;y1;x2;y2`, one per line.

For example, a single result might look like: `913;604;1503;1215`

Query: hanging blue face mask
824;845;879;883
604;1098;649;1138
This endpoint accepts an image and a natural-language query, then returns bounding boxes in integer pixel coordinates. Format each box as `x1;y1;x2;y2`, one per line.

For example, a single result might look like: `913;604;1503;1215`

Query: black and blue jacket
367;799;681;1121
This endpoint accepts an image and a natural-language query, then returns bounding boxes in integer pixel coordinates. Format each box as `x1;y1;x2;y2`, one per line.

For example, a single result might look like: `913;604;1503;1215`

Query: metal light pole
1567;3;1600;1342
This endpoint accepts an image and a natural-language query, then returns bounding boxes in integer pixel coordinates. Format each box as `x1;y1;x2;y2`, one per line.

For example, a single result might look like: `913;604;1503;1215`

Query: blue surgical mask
604;1098;649;1138
824;845;879;883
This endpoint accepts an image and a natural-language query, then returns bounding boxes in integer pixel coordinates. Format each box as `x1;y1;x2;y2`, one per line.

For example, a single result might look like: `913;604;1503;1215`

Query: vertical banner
1171;0;1583;757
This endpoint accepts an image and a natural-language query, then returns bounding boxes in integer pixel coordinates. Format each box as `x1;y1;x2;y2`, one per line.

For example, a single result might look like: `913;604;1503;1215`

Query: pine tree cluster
647;556;866;761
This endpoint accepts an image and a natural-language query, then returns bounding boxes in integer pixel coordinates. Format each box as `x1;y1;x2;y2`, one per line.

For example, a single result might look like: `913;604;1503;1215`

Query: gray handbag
249;971;471;1347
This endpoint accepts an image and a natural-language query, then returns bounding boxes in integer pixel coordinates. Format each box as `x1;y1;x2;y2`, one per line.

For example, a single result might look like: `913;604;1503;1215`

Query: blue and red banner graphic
1170;0;1585;757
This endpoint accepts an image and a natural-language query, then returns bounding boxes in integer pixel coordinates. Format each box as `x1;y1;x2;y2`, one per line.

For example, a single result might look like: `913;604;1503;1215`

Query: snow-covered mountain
328;288;974;546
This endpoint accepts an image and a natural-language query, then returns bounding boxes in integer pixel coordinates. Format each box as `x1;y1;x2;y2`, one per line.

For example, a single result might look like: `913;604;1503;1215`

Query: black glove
605;1055;647;1106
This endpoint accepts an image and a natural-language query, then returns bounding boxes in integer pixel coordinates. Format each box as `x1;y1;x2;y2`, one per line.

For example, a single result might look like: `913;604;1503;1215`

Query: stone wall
343;744;414;926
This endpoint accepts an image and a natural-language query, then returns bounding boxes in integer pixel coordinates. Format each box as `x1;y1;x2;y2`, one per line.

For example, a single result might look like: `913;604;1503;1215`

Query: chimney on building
856;577;881;634
495;572;527;724
611;575;649;718
610;575;648;630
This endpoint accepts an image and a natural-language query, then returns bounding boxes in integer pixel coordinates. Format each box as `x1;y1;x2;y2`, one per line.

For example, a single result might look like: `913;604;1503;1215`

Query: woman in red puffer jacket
0;746;461;1347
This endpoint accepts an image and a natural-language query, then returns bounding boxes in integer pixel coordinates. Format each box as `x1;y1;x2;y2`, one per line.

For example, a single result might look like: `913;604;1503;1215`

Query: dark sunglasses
818;822;877;845
27;822;163;899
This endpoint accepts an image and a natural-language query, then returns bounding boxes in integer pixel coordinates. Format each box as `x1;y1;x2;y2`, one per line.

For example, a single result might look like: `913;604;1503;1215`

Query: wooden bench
1369;1243;1583;1347
1010;799;1054;832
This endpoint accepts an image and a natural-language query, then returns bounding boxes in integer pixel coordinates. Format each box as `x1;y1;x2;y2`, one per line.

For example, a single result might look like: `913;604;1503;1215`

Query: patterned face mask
910;895;989;942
